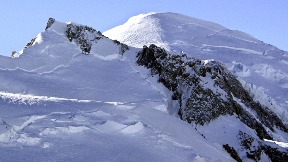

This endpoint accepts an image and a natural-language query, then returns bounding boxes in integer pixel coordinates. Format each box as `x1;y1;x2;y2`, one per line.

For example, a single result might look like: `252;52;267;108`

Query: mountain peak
103;12;227;50
7;18;129;73
104;12;266;54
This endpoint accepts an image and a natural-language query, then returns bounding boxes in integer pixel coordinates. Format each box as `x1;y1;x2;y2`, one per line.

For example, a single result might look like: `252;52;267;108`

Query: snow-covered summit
104;12;260;52
104;12;227;50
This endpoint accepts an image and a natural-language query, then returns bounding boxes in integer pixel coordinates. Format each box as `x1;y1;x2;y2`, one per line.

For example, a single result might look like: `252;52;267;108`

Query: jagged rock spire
45;18;55;30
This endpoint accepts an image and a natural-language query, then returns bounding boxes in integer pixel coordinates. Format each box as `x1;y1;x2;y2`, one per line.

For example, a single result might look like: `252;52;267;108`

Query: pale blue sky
0;0;287;56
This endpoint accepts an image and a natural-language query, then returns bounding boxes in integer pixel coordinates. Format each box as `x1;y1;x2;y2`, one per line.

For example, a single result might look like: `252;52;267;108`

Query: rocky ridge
136;44;288;161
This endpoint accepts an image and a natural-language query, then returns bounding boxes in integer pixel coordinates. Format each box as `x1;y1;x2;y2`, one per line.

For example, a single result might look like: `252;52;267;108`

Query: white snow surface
104;12;288;124
0;13;287;162
0;20;236;161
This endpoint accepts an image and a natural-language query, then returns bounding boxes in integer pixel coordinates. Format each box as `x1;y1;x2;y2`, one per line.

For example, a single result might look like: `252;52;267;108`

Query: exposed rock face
65;24;97;54
136;44;288;161
24;37;36;49
112;40;129;55
45;18;55;30
65;23;128;55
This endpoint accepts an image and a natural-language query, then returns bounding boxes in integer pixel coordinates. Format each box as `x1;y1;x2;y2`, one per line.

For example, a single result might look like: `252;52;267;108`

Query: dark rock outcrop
45;18;55;30
64;22;128;55
136;44;288;161
65;24;96;54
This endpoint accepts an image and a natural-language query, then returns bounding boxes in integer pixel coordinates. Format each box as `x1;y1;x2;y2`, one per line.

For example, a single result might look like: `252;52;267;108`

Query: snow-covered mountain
104;12;288;126
0;15;287;161
0;18;234;162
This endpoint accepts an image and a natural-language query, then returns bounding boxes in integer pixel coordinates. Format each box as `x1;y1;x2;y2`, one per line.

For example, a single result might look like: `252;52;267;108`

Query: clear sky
0;0;287;56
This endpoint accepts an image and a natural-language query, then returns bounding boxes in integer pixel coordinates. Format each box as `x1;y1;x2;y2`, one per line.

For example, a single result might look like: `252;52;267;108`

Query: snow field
0;93;233;161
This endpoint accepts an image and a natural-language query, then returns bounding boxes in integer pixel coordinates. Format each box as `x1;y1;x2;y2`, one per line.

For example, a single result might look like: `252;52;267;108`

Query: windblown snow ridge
0;91;95;104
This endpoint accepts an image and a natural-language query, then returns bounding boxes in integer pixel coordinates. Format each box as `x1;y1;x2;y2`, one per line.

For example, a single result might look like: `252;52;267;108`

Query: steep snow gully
0;14;287;161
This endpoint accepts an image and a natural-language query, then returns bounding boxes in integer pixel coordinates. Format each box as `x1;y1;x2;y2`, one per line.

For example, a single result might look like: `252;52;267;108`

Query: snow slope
0;19;235;161
0;92;234;161
104;12;288;124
